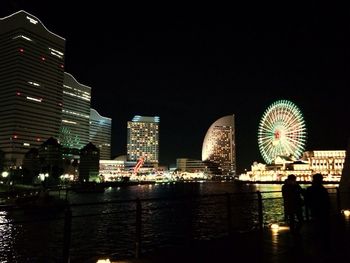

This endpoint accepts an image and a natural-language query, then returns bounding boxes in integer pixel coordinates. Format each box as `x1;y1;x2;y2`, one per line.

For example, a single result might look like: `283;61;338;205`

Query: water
0;182;336;262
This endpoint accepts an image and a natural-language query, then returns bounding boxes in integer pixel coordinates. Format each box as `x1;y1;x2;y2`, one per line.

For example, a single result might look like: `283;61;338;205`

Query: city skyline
1;3;350;173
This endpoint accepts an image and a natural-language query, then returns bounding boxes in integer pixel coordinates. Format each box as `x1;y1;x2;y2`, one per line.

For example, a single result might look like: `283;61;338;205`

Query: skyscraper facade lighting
127;115;159;164
0;11;65;166
89;109;112;160
59;72;91;150
202;115;236;176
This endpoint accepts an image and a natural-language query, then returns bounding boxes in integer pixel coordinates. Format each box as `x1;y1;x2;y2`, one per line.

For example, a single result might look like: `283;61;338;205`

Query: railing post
226;193;232;235
336;187;341;213
135;198;142;259
63;205;72;263
257;191;263;231
65;188;69;201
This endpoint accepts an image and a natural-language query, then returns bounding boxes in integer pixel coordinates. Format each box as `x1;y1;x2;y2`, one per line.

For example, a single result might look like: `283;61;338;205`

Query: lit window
26;96;42;102
28;81;40;87
13;35;32;41
26;16;38;24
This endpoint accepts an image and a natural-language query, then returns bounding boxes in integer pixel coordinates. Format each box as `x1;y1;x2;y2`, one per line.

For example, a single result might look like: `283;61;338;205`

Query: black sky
2;1;350;173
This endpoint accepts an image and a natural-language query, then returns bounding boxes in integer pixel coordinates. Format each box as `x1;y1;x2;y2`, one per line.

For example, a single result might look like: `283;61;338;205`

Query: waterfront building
177;158;206;173
202;115;236;176
59;72;91;151
38;137;63;184
0;11;65;167
79;142;100;182
240;150;346;182
89;109;112;160
127;115;159;165
22;148;40;184
99;159;126;181
303;150;345;176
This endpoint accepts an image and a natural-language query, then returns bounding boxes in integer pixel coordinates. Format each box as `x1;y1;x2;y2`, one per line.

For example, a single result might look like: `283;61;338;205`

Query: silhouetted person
282;174;304;233
305;173;330;243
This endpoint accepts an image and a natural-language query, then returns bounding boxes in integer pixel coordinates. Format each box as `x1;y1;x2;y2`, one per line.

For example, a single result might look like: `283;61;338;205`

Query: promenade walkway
109;213;350;263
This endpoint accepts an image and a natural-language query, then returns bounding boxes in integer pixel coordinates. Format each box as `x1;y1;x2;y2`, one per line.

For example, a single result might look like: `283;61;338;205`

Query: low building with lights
239;150;346;182
79;142;100;182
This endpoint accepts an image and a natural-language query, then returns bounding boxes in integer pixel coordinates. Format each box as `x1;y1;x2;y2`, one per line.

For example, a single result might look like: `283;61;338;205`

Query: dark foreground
107;214;350;263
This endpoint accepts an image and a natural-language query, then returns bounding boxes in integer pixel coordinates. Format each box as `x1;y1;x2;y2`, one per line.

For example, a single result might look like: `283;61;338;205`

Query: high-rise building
89;109;111;160
59;72;91;150
0;11;65;166
127;115;159;164
202;115;236;176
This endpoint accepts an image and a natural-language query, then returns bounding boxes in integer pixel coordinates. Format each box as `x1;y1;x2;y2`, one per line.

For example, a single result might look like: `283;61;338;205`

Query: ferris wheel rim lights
258;100;307;164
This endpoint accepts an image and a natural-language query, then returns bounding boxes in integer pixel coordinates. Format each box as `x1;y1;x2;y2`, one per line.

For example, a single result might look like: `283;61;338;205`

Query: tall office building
0;11;65;166
127;115;159;164
59;72;91;150
202;115;236;176
89;109;111;160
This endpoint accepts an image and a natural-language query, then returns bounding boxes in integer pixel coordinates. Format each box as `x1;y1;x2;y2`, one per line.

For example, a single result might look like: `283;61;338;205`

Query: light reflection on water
0;211;14;261
0;182;308;262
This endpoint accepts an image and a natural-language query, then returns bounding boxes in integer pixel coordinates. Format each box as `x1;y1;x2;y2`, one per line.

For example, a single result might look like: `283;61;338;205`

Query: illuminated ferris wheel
258;100;307;164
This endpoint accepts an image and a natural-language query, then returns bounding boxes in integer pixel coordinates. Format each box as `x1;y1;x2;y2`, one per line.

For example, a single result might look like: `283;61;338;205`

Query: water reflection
0;211;14;261
0;182;296;261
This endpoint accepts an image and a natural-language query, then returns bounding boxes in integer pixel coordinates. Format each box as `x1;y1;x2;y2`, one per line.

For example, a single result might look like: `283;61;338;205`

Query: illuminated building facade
0;11;65;166
89;109;111;160
303;150;345;176
59;72;91;150
202;115;236;176
127;115;159;164
240;150;346;182
177;158;206;173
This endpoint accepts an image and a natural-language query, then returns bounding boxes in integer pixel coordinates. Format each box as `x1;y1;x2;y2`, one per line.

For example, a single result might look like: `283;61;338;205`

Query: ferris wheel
258;100;307;164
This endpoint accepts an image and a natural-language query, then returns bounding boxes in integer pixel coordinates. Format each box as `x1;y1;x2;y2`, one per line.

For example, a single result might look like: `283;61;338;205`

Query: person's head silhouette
312;173;323;185
287;174;296;182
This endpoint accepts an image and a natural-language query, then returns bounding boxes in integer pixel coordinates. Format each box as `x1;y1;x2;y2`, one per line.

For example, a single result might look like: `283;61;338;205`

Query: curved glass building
202;115;236;176
89;109;111;160
59;72;91;150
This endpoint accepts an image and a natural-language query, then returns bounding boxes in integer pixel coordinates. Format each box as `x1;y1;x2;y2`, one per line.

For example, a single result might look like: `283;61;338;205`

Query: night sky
2;2;350;173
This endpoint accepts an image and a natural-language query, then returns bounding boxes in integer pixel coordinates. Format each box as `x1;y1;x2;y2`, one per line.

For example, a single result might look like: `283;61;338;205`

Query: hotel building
0;11;65;166
127;115;159;165
89;109;111;160
59;72;91;150
202;115;236;176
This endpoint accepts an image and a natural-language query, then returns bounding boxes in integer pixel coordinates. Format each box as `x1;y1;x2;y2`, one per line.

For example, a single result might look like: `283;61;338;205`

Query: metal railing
0;187;342;262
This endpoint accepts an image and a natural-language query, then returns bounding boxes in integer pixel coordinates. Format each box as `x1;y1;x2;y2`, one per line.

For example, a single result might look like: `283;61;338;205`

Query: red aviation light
13;135;18;139
41;57;46;61
16;92;21;96
37;138;41;141
60;64;64;68
19;48;24;53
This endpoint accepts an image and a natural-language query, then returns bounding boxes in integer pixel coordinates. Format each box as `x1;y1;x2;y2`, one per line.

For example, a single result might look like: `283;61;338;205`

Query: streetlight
2;171;9;178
